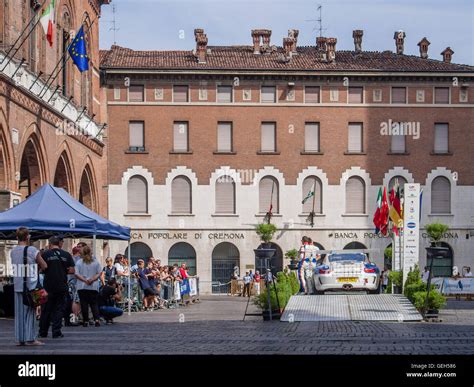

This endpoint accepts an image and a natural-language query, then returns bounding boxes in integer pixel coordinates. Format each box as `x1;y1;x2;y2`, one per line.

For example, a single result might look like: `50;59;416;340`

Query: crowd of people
11;226;195;347
229;267;261;297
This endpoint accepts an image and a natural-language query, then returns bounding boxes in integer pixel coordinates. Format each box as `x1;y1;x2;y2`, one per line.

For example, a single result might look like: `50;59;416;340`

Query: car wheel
369;282;381;295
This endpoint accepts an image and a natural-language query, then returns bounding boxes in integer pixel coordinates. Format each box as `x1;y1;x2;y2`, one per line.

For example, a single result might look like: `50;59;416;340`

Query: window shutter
173;85;189;102
114;87;121;100
259;177;278;213
129;122;144;148
434;123;448;153
217;86;233;103
348;123;362;152
304;123;319;152
127;176;147;213
173;122;188;152
172;176;192;213
261;86;276;103
305;86;320;103
346;177;365;214
129;85;144;102
215;176;235;213
348;87;363;103
391;134;405;153
261;123;276;152
431;177;451;214
391;87;406;103
302;176;322;213
217;123;232;152
435;88;449;104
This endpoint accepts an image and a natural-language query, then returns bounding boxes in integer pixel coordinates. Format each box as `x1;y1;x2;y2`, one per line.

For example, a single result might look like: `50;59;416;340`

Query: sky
99;0;474;65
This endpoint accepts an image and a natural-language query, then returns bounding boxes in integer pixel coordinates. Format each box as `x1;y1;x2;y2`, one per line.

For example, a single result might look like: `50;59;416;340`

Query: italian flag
373;187;382;234
40;0;56;47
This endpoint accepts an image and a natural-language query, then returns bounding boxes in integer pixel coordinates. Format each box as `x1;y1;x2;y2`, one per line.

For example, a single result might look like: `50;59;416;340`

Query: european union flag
68;26;89;72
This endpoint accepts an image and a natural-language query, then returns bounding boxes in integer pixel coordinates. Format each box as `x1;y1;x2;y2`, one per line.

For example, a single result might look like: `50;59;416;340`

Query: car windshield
329;253;366;263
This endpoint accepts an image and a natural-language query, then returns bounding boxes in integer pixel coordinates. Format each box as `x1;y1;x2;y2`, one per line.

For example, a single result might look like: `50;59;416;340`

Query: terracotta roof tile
100;45;474;73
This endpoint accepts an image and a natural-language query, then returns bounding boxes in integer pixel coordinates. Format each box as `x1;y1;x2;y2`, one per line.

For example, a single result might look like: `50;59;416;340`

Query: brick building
0;0;110;266
101;28;474;294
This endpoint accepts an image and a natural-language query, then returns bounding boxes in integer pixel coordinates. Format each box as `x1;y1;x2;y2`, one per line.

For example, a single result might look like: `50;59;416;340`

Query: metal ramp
281;294;422;322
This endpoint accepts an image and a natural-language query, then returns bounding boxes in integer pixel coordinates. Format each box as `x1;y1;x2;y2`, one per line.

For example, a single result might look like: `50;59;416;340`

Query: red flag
379;187;389;235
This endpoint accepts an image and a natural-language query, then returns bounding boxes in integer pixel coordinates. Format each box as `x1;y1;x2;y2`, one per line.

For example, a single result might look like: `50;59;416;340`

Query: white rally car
314;252;381;294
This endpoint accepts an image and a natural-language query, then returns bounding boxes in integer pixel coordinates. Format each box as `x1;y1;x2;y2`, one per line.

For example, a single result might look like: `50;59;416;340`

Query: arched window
431;176;451;214
59;8;73;97
127;176;147;213
259;176;279;213
168;242;197;276
215;176;235;214
427;242;453;277
345;176;365;214
388;176;408;192
172;176;192;214
302;176;322;213
212;242;240;294
124;242;153;266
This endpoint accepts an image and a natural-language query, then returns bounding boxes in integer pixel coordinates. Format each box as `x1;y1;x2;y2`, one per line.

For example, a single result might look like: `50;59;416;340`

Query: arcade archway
79;165;96;211
343;241;369;257
211;242;240;294
428;242;453;277
124;242;153;266
19;138;44;198
53;152;73;193
168;242;197;276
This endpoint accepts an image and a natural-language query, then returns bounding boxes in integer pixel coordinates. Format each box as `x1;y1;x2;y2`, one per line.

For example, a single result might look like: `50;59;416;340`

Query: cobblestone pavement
0;296;472;355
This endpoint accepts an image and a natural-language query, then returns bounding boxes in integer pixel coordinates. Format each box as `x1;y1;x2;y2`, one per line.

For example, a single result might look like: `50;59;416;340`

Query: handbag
22;246;48;308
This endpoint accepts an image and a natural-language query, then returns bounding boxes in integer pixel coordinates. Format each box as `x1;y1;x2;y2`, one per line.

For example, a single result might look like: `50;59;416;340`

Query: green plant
404;265;422;292
285;248;298;261
253;271;300;311
384;247;393;262
425;223;449;246
385;271;402;293
255;223;277;244
412;290;446;311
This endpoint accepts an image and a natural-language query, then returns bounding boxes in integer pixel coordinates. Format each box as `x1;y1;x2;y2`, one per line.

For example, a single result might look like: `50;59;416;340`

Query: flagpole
39;16;97;98
1;1;47;71
267;180;275;224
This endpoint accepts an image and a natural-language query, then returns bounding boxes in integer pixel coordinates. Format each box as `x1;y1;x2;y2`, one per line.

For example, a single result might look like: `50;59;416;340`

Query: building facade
101;29;474;294
0;0;110;266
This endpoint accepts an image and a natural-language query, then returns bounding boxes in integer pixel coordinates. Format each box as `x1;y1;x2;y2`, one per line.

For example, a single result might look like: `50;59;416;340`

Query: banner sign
189;277;198;296
402;183;421;287
432;277;474;295
174;281;181;300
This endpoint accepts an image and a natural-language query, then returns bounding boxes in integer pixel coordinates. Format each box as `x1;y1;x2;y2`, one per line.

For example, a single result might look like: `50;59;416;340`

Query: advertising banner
432;277;474;295
402;183;421;288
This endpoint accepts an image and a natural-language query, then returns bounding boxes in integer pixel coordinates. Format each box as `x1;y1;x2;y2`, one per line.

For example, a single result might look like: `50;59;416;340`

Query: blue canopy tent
0;183;134;314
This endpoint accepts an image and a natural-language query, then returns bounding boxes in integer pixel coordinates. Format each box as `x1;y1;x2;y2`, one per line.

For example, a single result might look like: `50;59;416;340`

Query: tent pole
92;234;97;259
127;240;131;316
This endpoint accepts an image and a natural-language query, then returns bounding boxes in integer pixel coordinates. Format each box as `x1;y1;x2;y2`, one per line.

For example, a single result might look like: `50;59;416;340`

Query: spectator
64;245;82;326
160;266;172;300
137;260;156;310
179;263;189;280
11;227;47;346
39;235;75;339
100;257;116;287
114;254;130;297
465;267;473;277
254;271;261;296
75;245;102;327
98;278;123;324
242;271;251;298
382;269;390;293
421;266;430;283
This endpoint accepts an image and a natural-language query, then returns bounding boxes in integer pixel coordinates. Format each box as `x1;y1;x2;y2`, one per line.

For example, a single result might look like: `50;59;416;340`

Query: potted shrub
254;223;277;260
425;223;449;247
387;270;402;294
285;248;299;270
412;290;446;316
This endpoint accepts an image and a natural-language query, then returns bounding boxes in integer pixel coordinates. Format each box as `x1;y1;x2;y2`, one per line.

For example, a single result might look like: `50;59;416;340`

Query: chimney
394;30;406;54
194;28;208;63
417;37;430;59
441;47;454;63
353;30;363;53
316;36;327;61
251;29;272;54
326;37;337;62
287;29;299;54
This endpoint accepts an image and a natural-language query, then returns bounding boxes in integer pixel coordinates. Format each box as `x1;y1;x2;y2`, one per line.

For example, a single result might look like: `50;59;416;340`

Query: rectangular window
348;87;363;103
261;86;276;103
217;85;233;103
434;123;449;153
173;85;189;102
261;122;276;152
129;121;144;151
373;89;382;102
391;134;406;153
128;85;144;102
304;123;320;152
348;123;363;153
173;122;189;152
391;87;407;104
304;86;320;103
330;88;339;102
113;87;121;100
217;122;232;152
434;87;450;104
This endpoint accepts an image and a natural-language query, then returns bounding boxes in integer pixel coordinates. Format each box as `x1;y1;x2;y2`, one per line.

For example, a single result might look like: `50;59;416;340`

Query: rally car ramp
280;294;422;322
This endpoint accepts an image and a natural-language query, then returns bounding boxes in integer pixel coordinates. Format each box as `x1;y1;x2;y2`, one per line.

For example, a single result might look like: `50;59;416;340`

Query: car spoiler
312;249;382;255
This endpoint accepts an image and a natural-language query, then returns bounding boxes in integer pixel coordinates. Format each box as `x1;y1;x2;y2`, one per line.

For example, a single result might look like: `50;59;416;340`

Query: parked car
314;252;380;294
